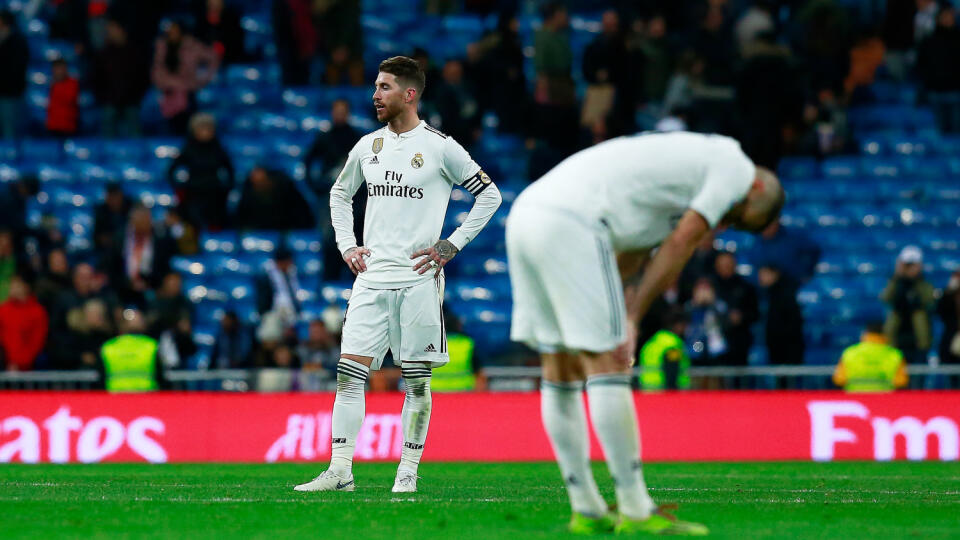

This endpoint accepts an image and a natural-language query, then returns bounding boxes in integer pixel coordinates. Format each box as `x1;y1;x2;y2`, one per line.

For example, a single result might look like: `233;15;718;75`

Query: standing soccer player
506;132;784;534
295;57;502;493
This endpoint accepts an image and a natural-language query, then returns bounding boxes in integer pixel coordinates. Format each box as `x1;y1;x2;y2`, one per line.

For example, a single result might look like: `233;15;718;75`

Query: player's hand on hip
343;246;371;275
613;322;638;369
411;239;459;276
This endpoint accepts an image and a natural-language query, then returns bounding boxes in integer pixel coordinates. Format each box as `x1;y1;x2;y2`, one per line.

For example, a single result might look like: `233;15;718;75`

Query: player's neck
386;110;421;135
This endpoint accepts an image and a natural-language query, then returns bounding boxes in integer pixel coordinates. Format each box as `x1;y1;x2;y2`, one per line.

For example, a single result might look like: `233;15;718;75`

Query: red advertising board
1;392;958;463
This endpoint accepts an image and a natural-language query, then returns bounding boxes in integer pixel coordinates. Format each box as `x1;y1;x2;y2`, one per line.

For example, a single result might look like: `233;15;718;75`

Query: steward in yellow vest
100;310;163;392
639;309;691;391
833;322;908;392
431;332;476;392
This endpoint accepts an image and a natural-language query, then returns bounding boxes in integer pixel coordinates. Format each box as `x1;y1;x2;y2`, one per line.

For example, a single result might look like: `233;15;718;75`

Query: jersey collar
385;120;425;140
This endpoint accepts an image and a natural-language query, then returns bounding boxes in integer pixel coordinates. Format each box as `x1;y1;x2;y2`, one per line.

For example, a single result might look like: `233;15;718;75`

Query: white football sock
330;358;369;475
586;374;655;520
541;380;608;517
399;364;433;475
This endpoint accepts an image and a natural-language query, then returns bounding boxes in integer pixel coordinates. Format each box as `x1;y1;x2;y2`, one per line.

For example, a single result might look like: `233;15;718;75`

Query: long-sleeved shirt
330;120;501;289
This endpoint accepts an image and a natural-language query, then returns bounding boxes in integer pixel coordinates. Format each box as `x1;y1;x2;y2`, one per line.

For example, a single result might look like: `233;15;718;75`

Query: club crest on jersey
411;153;424;169
480;170;491;184
372;137;383;154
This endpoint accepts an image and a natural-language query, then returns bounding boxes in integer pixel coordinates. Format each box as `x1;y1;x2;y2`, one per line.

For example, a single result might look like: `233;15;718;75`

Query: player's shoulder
422;122;449;140
351;127;389;155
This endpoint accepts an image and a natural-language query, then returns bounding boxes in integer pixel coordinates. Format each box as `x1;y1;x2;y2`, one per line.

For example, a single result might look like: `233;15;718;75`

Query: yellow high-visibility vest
101;334;159;392
431;333;475;392
639;330;691;391
840;341;903;392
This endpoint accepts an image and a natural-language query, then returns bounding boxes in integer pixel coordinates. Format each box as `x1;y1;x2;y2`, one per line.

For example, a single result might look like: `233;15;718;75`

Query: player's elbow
483;183;503;208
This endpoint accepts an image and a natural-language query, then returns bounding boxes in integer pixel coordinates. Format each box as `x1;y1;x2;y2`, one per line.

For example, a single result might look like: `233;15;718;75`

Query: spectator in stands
915;0;939;44
469;12;527;133
72;299;115;370
94;184;131;252
758;264;805;365
0;177;37;241
34;248;72;311
693;4;735;89
211;311;254;368
99;309;165;391
147;272;192;337
430;59;481;148
317;0;364;86
0;229;17;302
630;14;673;105
158;316;197;370
938;271;960;366
45;58;79;136
195;0;247;65
161;207;199;256
735;0;776;55
917;6;960;133
0;275;47;371
882;246;935;365
305;99;359;191
272;0;316;85
168;113;234;230
678;233;718;304
104;205;177;307
882;0;917;81
256;247;301;341
50;263;119;369
752;220;821;285
533;2;578;148
581;10;631;138
0;9;28;140
152;20;220;134
713;252;758;366
795;81;851;157
833;321;908;392
234;167;315;230
93;19;149;138
297;318;340;374
685;277;728;367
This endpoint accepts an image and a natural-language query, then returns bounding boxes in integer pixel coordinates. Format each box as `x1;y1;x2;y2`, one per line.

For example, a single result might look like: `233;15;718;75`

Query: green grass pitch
2;462;957;539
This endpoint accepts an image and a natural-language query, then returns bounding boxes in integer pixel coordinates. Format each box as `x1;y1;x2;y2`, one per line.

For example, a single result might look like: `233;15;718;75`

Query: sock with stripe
330;358;369;476
398;364;432;475
541;380;608;517
585;373;655;519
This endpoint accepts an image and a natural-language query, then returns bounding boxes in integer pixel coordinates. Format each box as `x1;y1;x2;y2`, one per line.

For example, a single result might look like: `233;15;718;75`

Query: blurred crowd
1;0;960;388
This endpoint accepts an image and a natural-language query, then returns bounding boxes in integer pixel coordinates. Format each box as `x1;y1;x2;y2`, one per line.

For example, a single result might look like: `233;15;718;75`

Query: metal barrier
2;366;959;392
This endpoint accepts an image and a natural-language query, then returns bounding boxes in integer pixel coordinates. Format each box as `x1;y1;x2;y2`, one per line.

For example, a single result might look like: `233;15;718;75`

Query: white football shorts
340;274;449;369
506;204;627;354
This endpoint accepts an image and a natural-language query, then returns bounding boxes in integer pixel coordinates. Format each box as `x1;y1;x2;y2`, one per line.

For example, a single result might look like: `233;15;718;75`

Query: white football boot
391;470;418;493
294;469;355;492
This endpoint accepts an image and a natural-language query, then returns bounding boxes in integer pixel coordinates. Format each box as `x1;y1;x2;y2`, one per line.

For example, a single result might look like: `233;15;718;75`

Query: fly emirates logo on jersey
367;170;425;199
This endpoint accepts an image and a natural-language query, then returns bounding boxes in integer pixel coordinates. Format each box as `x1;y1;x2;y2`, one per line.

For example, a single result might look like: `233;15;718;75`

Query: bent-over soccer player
295;56;502;493
506;132;784;535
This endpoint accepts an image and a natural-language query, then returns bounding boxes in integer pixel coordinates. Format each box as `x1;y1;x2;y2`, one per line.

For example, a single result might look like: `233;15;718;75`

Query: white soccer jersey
514;132;756;252
330;120;486;289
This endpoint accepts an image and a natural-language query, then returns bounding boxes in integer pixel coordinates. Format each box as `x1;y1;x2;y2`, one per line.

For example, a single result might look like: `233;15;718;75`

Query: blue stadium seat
321;283;352;307
21;139;63;163
286;230;322;253
282;87;324;112
259;113;302;135
223;136;267;161
201;231;239;254
0;163;21;182
295;253;322;276
75;163;120;183
63;138;103;162
171;255;210;277
145;137;182;161
298;301;328;323
0;141;18;162
239;231;281;253
454;253;509;277
820;156;859;179
124;183;175;208
208;254;256;276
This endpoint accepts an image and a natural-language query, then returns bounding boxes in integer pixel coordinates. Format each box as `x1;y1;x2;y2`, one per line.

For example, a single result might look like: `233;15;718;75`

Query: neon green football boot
568;510;617;535
614;504;709;536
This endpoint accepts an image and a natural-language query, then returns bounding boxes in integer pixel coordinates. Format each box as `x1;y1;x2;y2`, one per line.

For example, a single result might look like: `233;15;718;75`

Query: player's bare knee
341;353;374;368
542;352;585;382
580;351;631;376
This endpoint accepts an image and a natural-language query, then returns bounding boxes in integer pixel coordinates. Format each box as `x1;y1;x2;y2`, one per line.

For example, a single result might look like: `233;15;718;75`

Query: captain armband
462;170;494;196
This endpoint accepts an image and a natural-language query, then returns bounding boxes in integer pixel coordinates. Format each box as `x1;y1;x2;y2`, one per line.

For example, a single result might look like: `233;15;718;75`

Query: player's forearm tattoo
435;239;459;260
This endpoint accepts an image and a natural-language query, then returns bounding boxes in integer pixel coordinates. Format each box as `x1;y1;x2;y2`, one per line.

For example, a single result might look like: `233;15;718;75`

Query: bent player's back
514;131;755;251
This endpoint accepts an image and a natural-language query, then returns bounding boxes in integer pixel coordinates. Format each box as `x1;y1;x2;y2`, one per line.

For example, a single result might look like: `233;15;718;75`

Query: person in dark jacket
758;264;804;365
104;205;177;308
195;0;247;65
94;184;132;253
234;167;315;231
0;10;29;140
713;251;759;366
917;7;960;133
211;311;254;368
750;220;821;285
937;271;960;368
168;113;234;230
93;19;150;137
